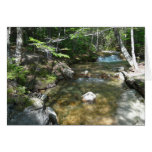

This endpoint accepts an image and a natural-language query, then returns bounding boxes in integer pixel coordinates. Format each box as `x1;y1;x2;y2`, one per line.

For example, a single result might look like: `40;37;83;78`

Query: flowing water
46;56;144;125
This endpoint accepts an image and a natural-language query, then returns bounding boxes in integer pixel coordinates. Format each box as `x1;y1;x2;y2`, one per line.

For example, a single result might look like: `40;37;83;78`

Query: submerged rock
82;92;96;104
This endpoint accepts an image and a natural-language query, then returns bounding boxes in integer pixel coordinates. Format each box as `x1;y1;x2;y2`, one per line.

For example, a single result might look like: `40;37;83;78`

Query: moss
46;74;57;83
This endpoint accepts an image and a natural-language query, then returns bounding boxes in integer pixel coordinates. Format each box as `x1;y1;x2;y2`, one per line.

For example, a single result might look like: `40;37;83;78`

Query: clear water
46;61;135;125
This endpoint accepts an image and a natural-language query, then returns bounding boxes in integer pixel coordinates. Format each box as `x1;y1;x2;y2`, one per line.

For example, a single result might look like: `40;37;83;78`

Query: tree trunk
114;28;134;67
7;27;11;58
56;28;61;52
64;27;66;35
96;28;99;51
15;27;23;64
131;27;138;70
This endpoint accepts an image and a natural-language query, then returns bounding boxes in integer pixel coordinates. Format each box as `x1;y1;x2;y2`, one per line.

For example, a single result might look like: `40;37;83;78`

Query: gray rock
62;68;74;79
53;62;74;79
82;92;96;104
7;106;58;125
30;97;43;108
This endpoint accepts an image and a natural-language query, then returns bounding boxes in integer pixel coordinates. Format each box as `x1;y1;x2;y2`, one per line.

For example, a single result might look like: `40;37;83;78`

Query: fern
29;37;70;59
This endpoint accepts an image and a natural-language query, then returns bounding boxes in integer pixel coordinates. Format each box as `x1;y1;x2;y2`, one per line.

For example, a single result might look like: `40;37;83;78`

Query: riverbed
46;58;144;125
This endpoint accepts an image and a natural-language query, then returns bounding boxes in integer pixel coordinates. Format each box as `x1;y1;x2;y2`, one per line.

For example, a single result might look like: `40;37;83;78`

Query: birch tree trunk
64;27;66;35
114;28;134;67
16;27;23;64
7;27;11;58
56;27;61;52
96;28;99;51
131;27;138;70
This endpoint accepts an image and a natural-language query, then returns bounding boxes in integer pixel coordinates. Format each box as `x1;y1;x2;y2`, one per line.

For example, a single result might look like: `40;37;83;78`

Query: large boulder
7;106;58;125
82;92;96;104
8;95;58;125
53;62;74;79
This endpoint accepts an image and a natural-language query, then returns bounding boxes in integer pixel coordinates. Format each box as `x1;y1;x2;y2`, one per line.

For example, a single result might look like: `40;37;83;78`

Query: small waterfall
97;55;122;62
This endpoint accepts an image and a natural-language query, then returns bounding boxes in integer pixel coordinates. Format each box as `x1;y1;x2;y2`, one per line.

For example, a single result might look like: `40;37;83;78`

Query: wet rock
7;106;58;125
82;92;96;104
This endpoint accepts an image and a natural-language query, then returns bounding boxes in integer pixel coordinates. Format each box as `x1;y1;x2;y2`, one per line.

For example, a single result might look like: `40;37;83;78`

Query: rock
53;62;74;79
82;92;96;104
126;78;145;98
31;97;43;108
7;106;58;125
114;72;125;80
80;70;91;78
116;90;145;125
62;68;74;79
113;67;125;72
121;71;145;98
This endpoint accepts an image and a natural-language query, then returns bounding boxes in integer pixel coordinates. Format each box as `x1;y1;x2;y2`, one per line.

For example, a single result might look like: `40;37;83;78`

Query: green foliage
46;74;57;83
29;37;70;59
7;59;29;85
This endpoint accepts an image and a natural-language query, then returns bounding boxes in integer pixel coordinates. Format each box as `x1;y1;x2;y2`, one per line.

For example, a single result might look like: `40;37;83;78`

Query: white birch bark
7;27;11;58
131;27;138;70
114;28;134;67
16;27;23;64
56;28;61;52
96;28;99;51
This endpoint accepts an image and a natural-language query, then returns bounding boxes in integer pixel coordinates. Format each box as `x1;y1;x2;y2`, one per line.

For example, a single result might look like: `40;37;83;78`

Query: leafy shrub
7;59;29;85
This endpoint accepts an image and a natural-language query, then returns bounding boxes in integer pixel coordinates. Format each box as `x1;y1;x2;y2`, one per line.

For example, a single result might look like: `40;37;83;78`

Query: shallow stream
46;56;144;125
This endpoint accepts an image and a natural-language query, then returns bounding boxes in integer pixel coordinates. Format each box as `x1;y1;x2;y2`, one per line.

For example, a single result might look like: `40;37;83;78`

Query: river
46;55;145;125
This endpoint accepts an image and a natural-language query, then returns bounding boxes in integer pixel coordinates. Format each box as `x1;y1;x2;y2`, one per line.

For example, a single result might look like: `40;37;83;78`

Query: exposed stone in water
82;92;96;104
